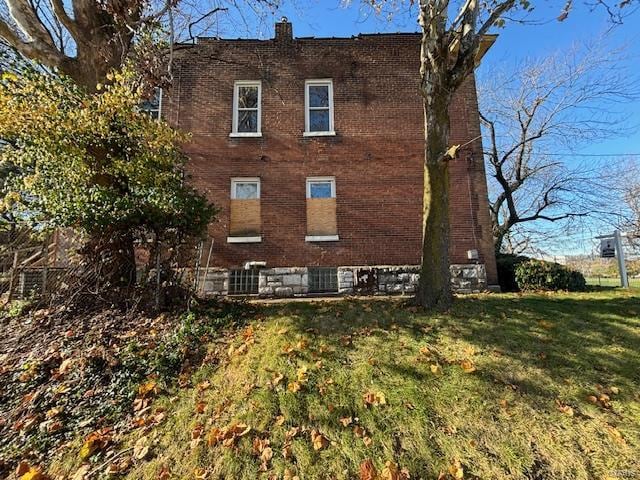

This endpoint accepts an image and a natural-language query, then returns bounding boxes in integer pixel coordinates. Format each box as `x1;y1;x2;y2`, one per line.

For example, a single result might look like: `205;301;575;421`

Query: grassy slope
52;290;640;480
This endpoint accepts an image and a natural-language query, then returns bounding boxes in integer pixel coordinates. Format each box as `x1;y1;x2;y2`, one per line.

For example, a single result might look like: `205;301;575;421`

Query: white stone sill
227;236;262;243
229;132;262;138
303;131;336;137
305;235;339;242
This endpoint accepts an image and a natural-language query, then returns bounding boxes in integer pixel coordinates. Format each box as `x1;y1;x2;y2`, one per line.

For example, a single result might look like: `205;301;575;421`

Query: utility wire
534;152;640;157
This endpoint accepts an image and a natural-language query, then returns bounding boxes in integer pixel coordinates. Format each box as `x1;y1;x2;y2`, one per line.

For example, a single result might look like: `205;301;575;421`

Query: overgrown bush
0;67;215;302
515;259;586;292
496;253;531;292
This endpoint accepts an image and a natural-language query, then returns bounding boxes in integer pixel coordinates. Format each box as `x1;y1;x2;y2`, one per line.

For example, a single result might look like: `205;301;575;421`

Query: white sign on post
600;238;616;258
596;231;629;288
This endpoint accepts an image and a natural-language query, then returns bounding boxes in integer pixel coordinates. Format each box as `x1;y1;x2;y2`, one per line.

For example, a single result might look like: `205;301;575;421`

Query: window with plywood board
228;178;261;242
306;177;338;241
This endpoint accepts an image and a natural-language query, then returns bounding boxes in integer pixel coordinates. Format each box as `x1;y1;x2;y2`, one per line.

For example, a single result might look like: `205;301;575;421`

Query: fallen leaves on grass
71;464;90;480
310;429;329;450
446;460;464;479
288;381;302;393
297;365;309;382
353;425;367;438
460;359;476;373
360;459;377;480
380;461;410;480
339;416;353;427
105;456;133;476
19;466;50;480
195;401;206;414
555;400;574;417
193;467;208;479
207;422;252;448
138;380;158;398
607;425;626;444
269;372;284;388
363;390;386;407
133;436;151;460
157;464;170;479
79;427;113;460
252;437;274;470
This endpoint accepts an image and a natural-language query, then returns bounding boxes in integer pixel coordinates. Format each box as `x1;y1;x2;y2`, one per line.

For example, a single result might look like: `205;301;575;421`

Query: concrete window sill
227;236;262;243
305;235;339;242
229;132;263;138
303;131;336;137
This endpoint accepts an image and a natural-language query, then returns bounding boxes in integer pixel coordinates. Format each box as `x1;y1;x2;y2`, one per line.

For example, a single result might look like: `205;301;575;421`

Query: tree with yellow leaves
0;66;214;298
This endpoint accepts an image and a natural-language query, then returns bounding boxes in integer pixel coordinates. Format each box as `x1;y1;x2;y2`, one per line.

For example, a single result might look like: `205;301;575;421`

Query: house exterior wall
163;24;498;289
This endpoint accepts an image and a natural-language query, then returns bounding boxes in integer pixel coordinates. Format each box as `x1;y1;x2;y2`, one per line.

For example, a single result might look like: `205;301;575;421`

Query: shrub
515;259;586;292
496;253;531;292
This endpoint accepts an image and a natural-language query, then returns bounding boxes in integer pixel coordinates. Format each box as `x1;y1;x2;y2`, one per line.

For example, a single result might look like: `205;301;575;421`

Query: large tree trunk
417;88;453;309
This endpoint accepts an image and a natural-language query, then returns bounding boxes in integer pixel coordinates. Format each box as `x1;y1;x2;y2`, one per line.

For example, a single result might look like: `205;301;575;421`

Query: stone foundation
199;268;229;296
450;264;487;293
258;267;308;296
337;266;420;295
197;264;489;297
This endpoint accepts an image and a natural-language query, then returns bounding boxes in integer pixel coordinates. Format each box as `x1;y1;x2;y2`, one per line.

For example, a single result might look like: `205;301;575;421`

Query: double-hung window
228;178;262;243
306;177;338;241
232;81;261;137
305;80;334;136
141;87;162;120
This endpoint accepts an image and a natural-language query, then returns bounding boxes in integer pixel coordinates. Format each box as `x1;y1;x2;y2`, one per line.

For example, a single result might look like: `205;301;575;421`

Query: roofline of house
173;32;498;64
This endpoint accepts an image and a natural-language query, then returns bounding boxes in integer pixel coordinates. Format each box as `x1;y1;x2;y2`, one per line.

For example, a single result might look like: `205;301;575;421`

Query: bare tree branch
480;43;639;253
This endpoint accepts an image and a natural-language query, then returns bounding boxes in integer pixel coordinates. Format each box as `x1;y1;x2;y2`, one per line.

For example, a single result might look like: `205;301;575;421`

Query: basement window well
228;268;260;295
308;267;338;294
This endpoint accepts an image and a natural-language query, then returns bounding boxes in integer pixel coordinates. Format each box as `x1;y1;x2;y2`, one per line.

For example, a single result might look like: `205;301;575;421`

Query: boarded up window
306;178;337;236
230;178;261;236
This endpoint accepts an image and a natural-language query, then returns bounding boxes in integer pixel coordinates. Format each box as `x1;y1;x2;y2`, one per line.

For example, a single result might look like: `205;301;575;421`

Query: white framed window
231;177;260;199
231;81;262;137
141;87;162;120
306;177;336;198
304;79;335;136
305;176;338;242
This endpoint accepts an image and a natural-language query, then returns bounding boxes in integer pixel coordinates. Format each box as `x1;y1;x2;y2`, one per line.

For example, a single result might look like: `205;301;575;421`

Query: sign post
614;230;629;288
596;231;629;288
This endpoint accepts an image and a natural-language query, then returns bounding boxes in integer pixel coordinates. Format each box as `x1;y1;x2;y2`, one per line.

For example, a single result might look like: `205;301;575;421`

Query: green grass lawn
586;277;640;288
51;289;640;480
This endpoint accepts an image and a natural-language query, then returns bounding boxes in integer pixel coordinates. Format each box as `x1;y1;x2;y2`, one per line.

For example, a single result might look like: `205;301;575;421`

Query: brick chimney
275;17;293;42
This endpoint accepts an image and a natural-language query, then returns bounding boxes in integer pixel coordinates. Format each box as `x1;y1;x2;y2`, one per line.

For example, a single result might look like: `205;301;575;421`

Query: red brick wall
164;31;498;285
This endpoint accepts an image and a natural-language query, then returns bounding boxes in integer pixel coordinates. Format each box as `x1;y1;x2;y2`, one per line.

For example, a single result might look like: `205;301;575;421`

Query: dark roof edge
174;32;498;49
192;31;422;43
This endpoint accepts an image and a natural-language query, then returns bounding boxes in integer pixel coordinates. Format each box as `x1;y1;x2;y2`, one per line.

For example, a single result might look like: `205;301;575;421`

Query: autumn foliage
0;66;214;298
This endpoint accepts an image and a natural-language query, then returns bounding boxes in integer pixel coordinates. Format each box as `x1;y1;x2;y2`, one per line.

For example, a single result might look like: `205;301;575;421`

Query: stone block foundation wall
196;264;488;297
258;267;309;296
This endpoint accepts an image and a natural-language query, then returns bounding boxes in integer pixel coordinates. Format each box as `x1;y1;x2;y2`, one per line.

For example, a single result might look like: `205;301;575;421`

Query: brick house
161;19;498;296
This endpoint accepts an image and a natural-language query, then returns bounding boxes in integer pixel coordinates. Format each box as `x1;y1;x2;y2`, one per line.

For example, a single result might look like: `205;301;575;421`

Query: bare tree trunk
417;89;453;309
